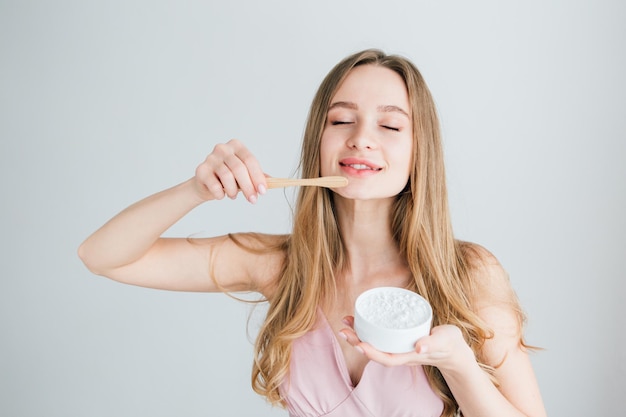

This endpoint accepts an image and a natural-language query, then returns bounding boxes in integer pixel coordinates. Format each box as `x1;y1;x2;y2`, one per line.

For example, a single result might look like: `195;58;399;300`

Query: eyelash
331;121;400;132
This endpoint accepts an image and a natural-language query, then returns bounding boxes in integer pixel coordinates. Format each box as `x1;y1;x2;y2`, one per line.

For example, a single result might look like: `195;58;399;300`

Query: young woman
78;49;546;417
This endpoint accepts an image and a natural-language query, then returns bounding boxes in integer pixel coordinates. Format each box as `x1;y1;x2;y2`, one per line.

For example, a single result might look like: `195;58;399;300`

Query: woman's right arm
77;139;279;293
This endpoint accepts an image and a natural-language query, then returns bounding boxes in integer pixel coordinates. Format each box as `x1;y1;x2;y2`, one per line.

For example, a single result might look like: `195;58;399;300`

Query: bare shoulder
458;242;526;344
459;241;527;354
458;241;504;278
458;242;517;310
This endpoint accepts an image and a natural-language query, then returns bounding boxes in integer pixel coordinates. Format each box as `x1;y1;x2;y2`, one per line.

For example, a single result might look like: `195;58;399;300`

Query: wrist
179;177;214;206
438;340;482;381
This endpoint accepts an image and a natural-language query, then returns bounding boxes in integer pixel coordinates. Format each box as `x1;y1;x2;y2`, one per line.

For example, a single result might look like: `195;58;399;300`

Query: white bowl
354;287;432;353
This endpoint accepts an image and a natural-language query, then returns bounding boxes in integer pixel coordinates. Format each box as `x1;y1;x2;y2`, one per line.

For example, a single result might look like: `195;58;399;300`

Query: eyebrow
378;105;410;118
328;101;357;110
328;101;410;118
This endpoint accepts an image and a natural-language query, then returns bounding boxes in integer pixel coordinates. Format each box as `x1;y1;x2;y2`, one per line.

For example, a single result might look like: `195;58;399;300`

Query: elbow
77;241;105;276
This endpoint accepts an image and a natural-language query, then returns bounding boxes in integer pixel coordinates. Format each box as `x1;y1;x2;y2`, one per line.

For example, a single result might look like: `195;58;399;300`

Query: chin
333;187;398;202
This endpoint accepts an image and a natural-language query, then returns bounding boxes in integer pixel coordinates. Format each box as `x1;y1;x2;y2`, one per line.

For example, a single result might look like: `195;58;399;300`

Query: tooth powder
357;288;430;329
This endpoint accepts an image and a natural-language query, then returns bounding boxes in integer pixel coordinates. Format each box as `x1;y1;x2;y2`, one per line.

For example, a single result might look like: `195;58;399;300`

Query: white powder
357;289;430;329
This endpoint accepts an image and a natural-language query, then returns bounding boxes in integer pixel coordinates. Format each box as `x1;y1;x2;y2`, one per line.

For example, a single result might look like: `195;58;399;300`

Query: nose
346;123;376;150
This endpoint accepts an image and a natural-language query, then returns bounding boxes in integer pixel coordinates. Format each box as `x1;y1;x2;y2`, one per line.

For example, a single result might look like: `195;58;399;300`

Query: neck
333;196;407;284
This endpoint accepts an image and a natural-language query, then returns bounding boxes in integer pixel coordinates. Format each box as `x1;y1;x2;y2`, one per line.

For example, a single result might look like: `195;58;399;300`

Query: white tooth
350;164;371;170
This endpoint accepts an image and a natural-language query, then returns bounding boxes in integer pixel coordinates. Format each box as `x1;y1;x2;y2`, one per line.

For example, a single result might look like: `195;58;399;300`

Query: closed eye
382;125;400;132
331;121;353;126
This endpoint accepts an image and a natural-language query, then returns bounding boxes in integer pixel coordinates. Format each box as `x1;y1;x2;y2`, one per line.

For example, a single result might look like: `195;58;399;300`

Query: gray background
1;1;624;416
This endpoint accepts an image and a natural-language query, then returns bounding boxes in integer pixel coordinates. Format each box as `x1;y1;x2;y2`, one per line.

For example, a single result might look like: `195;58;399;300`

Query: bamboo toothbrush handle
266;176;348;189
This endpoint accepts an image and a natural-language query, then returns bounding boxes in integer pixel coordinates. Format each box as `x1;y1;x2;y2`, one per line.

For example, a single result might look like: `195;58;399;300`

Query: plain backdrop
1;1;624;416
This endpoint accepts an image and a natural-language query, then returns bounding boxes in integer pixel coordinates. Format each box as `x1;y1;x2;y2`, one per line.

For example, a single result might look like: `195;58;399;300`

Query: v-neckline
317;309;373;389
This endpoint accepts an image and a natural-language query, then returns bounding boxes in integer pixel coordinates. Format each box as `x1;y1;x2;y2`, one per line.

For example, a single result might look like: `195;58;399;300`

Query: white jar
354;287;433;353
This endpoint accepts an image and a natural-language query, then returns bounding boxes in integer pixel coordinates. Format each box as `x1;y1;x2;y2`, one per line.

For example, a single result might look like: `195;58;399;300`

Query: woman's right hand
79;140;266;282
193;139;267;204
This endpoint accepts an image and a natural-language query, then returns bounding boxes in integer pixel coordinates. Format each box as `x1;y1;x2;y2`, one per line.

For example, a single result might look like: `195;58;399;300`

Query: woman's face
320;64;413;200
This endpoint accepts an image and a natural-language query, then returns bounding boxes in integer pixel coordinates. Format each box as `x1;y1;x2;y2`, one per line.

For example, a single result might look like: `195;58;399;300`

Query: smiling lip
339;158;383;175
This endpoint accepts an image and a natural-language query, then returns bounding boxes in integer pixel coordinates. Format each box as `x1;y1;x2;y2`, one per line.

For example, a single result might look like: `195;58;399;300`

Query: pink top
279;310;444;417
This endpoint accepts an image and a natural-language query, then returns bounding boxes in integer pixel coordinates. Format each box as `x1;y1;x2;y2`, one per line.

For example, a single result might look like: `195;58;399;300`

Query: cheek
392;138;414;175
319;134;334;176
401;149;413;175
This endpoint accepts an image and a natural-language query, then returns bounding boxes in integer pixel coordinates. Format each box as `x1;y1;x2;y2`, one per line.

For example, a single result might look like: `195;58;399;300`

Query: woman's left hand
340;316;476;373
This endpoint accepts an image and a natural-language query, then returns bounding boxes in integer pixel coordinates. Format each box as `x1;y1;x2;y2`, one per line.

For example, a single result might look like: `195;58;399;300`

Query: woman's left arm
430;297;546;417
341;256;546;417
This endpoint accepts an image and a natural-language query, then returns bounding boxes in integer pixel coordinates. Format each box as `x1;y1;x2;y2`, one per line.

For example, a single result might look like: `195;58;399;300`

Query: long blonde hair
249;49;525;416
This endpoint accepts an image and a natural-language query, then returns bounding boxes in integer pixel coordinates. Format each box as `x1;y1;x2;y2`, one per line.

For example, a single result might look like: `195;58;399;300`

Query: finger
413;336;435;356
342;315;355;328
204;141;255;202
206;142;243;199
339;316;409;365
338;324;432;367
360;343;423;367
222;154;255;201
199;145;237;198
414;325;461;354
195;163;225;200
339;327;421;367
338;316;358;345
213;165;239;199
339;327;360;346
226;139;267;199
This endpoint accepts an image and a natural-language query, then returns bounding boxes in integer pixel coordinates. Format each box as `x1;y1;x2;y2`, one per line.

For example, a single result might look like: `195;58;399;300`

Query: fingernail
355;346;365;355
338;331;347;340
248;194;257;204
258;184;267;195
341;318;351;326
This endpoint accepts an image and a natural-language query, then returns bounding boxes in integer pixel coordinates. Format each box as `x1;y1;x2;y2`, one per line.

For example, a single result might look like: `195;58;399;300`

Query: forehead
330;65;410;112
